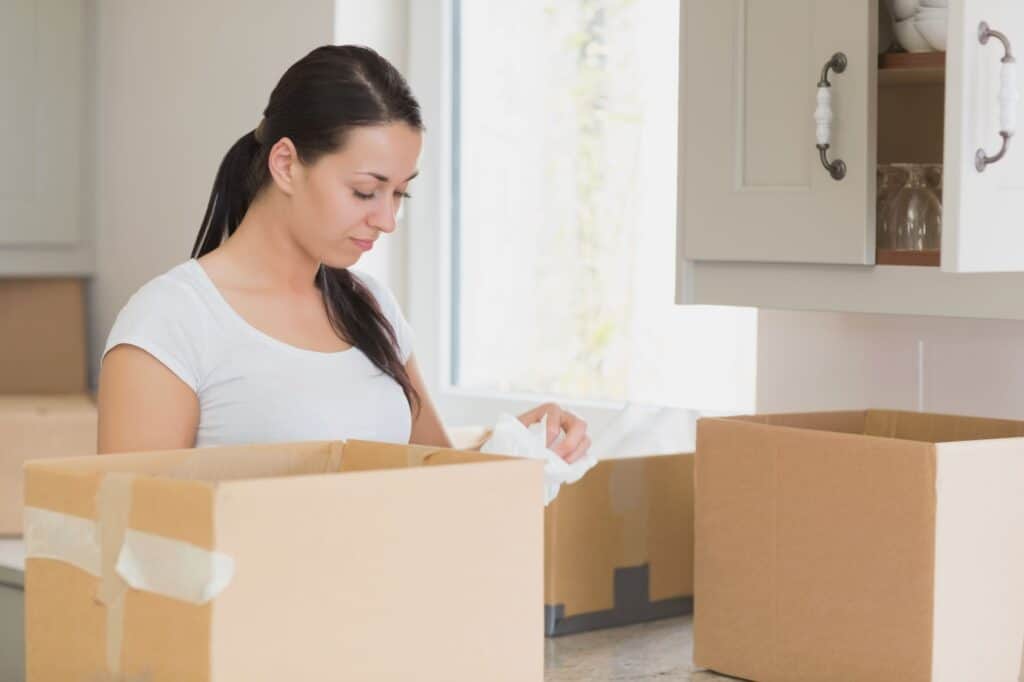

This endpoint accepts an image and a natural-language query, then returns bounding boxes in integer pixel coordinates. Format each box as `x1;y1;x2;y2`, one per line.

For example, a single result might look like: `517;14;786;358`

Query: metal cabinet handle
976;22;1019;172
814;52;848;181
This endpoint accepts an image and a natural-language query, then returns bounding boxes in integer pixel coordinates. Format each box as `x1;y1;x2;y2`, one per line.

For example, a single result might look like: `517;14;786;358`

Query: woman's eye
395;191;412;200
353;190;375;200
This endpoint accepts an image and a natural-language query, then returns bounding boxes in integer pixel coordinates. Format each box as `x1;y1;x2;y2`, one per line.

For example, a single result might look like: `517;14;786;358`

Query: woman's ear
267;137;302;196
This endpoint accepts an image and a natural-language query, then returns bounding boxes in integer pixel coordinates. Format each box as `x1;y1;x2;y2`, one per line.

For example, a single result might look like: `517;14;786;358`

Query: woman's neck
210;192;320;295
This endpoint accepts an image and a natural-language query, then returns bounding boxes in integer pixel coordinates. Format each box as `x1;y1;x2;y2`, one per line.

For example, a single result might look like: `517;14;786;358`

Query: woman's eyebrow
355;170;420;182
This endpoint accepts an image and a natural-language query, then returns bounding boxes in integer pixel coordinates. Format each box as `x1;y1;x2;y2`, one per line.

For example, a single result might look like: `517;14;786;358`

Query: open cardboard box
451;426;695;636
24;439;544;682
0;395;97;535
695;410;1024;682
544;453;694;636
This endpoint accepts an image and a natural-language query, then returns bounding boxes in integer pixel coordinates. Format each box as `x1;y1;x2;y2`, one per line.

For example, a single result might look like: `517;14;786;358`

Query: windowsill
439;385;634;412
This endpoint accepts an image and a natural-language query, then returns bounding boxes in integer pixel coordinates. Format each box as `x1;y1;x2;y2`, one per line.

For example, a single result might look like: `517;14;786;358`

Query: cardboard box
544;453;694;636
24;440;544;682
0;278;88;394
449;426;695;636
695;410;1024;682
0;395;97;536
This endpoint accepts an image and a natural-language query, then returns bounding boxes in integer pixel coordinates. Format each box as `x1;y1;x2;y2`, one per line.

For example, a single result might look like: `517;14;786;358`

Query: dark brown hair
191;45;422;413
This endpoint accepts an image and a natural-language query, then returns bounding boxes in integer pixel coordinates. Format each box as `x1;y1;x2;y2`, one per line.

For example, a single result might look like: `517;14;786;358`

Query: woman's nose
369;202;397;233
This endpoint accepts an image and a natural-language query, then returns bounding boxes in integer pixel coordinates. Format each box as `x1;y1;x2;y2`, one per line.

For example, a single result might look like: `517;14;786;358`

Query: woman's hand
517;402;591;463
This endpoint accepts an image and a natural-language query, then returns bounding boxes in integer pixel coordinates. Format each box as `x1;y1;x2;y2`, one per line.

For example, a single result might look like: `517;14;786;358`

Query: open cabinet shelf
876;249;941;267
877;49;946;268
879;51;945;86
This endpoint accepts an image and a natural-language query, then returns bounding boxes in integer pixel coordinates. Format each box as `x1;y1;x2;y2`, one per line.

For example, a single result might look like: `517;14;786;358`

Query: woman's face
288;123;423;269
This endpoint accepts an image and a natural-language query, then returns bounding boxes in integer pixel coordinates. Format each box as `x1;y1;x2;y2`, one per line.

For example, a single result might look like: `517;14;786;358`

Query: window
406;1;757;425
452;0;681;403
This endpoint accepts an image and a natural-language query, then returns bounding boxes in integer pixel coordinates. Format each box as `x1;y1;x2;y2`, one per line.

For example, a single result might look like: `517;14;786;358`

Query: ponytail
191;131;263;258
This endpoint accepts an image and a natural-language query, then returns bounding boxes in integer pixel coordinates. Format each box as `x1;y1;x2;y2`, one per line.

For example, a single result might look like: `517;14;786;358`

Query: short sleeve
353;270;415;363
102;275;207;392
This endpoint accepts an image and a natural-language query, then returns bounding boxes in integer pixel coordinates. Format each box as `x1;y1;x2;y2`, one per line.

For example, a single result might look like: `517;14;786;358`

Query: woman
97;45;591;461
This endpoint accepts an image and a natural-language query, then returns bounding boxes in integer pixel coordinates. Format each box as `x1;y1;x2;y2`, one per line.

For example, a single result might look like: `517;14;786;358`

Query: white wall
88;0;419;388
756;310;1024;420
333;0;410;309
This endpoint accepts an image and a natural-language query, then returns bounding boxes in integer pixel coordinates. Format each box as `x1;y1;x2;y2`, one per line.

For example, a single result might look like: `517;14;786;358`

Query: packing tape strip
23;506;101;575
23;504;235;606
96;473;132;674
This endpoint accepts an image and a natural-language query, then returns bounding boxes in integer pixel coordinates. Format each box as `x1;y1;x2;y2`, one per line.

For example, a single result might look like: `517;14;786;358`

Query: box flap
723;410;867;435
24;440;342;482
340;440;509;472
865;410;1024;443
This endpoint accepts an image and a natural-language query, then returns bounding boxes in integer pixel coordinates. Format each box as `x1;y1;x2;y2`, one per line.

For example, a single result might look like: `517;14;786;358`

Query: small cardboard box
0;395;97;535
0;278;88;394
544;453;694;636
24;440;544;682
695;410;1024;682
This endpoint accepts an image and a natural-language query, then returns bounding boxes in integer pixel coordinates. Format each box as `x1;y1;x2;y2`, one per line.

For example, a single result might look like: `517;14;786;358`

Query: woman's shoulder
127;260;206;306
103;260;212;390
111;260;215;330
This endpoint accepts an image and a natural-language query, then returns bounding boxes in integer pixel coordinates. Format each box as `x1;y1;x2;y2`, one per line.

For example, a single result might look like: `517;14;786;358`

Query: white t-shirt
103;259;415;448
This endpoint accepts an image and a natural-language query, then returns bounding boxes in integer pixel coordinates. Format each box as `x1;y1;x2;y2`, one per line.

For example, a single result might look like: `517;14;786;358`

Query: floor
545;615;740;681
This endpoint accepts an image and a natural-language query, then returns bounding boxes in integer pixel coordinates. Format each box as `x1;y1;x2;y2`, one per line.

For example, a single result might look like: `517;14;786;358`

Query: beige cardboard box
24;440;544;682
0;395;97;535
695;410;1024;682
450;426;695;636
0;278;88;394
544;453;694;636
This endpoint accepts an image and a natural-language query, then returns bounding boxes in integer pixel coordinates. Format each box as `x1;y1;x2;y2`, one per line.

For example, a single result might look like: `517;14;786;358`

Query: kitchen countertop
545;616;737;681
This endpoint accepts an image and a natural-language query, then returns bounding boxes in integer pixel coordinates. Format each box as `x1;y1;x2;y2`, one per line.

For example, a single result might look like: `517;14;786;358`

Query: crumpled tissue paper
479;404;696;505
481;413;597;505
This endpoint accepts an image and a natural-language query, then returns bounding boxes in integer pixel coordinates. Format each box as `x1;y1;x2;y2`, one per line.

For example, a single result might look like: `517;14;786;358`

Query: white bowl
888;0;920;21
915;17;948;50
894;17;934;52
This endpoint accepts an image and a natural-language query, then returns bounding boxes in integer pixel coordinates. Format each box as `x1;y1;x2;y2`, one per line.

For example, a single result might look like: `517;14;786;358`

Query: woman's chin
322;251;361;270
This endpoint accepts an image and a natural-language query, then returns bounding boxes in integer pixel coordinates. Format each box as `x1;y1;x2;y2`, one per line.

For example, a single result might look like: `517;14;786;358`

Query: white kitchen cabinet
678;0;1024;318
0;0;93;275
681;1;875;266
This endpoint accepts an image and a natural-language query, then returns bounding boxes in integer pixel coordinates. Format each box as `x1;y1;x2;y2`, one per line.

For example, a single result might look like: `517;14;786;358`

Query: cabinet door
943;0;1024;272
0;0;84;247
680;0;875;265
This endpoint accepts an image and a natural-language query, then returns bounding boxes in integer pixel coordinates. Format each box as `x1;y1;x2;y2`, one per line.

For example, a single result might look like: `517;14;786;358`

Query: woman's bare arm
96;345;199;454
406;354;457;448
